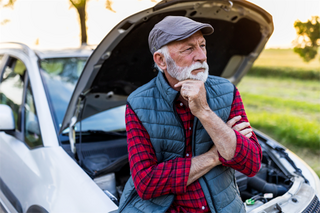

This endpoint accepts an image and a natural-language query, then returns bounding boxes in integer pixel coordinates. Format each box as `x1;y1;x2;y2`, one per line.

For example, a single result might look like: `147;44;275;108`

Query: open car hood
60;0;273;134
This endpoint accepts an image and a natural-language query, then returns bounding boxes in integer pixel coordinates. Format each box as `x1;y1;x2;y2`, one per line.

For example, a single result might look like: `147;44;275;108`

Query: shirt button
189;127;192;130
186;153;189;157
202;206;205;210
180;103;183;106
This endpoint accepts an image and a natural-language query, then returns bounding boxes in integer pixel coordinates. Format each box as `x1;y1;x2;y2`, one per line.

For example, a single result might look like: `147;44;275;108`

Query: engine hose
247;176;288;197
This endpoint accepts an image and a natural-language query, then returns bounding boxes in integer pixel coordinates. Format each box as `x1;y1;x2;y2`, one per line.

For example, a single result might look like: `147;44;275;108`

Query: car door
0;55;45;213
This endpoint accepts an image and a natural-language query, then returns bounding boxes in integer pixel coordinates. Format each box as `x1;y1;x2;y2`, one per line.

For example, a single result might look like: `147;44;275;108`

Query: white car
0;0;319;213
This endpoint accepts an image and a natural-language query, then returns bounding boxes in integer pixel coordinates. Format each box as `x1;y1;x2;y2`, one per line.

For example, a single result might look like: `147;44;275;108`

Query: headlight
248;176;319;212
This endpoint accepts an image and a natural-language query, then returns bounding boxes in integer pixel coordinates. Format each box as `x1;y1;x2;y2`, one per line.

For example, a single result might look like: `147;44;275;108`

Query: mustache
187;62;208;72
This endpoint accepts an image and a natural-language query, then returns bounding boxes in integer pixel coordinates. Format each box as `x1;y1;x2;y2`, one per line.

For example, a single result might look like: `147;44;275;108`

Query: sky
0;0;319;49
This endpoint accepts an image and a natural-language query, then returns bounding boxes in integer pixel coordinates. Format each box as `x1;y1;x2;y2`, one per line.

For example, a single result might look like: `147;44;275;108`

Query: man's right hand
227;115;253;138
187;145;221;186
208;145;221;166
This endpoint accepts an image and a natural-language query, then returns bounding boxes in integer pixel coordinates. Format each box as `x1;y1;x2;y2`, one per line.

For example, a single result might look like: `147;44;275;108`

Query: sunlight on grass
237;66;320;176
249;49;320;81
238;75;320;150
242;93;319;113
254;49;320;70
246;111;320;150
238;76;320;104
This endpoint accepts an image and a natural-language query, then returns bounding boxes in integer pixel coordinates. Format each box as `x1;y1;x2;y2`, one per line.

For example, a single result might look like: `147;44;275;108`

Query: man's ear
153;52;167;71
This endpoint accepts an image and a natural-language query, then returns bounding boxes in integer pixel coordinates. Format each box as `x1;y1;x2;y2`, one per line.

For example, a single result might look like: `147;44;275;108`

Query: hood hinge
69;93;85;154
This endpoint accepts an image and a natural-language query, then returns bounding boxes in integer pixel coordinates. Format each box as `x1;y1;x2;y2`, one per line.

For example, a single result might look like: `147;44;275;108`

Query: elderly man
118;16;262;213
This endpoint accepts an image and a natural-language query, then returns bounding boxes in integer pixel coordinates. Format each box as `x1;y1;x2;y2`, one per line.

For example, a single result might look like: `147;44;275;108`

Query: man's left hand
227;115;253;139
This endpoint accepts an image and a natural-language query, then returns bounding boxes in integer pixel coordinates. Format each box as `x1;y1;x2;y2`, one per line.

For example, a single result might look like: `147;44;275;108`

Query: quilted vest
118;72;245;213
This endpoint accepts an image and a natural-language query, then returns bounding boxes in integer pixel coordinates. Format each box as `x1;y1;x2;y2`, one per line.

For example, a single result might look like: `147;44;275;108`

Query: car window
40;57;88;128
77;105;126;132
0;58;26;131
61;105;126;144
0;55;3;63
24;81;43;148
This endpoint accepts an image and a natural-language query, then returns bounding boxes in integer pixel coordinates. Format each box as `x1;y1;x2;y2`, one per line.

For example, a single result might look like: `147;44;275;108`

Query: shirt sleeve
218;87;262;177
125;104;191;200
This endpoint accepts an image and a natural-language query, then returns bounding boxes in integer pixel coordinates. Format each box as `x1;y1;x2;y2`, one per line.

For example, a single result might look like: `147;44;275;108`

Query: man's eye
185;47;192;52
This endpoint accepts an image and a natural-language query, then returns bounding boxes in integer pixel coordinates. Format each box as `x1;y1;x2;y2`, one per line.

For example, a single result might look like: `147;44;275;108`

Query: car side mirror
0;104;15;131
25;120;41;143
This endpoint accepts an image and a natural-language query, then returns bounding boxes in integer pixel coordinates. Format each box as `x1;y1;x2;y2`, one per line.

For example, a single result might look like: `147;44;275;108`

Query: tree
293;16;320;62
0;0;16;25
0;0;16;8
69;0;115;45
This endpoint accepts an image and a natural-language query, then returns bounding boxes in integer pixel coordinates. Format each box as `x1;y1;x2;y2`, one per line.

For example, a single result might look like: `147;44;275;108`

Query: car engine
80;142;293;211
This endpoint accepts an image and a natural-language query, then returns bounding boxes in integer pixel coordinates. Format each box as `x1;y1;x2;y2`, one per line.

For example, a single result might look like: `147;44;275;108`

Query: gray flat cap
148;16;214;55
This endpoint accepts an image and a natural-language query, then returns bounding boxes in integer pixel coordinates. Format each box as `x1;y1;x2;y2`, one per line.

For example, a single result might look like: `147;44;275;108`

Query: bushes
247;66;320;80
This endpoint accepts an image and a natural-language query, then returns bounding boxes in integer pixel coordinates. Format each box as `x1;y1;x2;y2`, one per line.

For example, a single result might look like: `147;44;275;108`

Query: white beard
166;56;209;83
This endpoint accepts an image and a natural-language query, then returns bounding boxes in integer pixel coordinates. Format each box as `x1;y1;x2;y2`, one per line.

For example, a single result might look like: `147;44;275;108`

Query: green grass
237;74;320;176
248;66;320;80
242;93;319;115
238;76;320;149
237;48;320;176
247;49;320;80
238;76;320;104
253;49;320;70
246;111;320;150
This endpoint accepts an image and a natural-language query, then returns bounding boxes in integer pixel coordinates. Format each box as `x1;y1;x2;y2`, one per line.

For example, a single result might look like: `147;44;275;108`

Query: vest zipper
192;117;198;156
193;117;218;213
172;103;186;156
203;176;217;213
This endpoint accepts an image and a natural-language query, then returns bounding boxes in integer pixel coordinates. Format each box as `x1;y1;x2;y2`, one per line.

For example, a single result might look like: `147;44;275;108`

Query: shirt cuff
170;157;192;195
218;130;247;166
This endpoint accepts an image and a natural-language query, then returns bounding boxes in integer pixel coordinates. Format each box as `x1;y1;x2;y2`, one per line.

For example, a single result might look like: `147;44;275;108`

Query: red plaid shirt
126;87;262;213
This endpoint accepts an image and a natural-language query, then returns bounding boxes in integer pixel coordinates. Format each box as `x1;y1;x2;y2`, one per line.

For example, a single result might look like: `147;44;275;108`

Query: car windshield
40;57;126;136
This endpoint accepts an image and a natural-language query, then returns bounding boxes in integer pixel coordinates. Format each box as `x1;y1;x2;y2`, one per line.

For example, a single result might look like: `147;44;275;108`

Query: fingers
233;122;250;132
244;132;252;139
227;116;253;138
181;89;189;101
227;115;241;127
239;128;253;139
180;83;192;101
174;81;183;88
176;80;203;102
174;79;197;88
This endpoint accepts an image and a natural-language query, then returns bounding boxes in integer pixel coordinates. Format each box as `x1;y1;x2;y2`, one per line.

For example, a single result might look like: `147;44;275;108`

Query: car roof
0;42;94;59
34;46;94;59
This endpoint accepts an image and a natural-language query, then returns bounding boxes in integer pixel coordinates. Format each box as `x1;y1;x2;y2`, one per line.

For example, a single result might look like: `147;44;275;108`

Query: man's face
165;31;209;82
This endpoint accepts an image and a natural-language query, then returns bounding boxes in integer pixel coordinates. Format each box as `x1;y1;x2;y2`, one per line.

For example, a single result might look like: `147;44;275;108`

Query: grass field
253;49;320;71
237;48;320;176
248;49;320;80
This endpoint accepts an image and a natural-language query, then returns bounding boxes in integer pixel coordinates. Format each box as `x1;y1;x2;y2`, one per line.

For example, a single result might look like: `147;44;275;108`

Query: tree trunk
76;3;87;45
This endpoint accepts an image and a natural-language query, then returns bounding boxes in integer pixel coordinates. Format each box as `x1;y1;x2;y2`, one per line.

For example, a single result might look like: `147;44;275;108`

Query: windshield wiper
82;130;126;136
62;129;126;137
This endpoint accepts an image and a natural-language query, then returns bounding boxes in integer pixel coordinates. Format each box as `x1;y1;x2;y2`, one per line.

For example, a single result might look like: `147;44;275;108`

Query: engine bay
236;150;293;211
68;134;294;211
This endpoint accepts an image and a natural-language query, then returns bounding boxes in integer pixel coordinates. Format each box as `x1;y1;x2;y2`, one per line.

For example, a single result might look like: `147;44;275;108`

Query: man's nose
194;46;207;63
